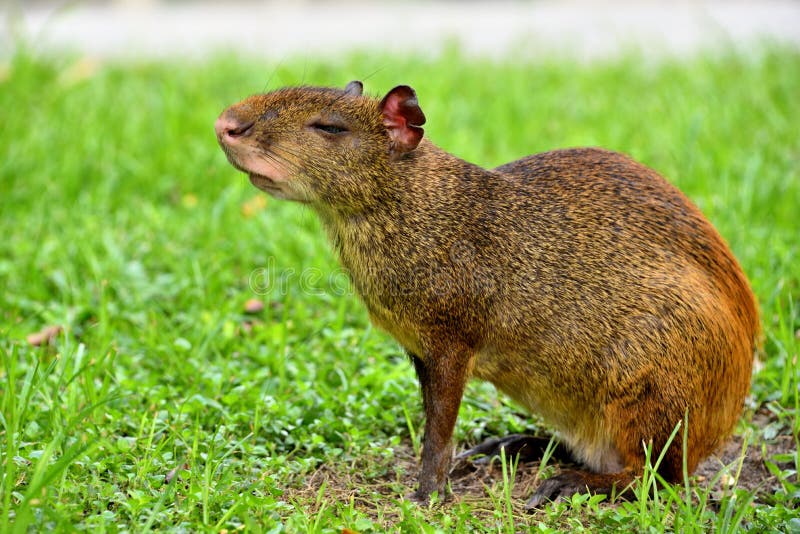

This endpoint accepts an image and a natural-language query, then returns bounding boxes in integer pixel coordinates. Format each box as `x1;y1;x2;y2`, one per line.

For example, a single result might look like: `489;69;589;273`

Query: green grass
1;45;799;532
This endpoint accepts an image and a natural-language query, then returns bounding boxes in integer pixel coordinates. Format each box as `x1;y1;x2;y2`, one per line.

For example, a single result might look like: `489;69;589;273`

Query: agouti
215;81;759;507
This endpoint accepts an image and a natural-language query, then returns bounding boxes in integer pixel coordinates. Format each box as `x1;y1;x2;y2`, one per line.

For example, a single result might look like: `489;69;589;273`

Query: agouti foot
456;434;570;465
405;491;426;505
405;489;445;506
525;468;635;510
525;470;592;509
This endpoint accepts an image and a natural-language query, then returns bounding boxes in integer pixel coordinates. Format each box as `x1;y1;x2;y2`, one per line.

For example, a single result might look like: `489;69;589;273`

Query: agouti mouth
248;173;279;190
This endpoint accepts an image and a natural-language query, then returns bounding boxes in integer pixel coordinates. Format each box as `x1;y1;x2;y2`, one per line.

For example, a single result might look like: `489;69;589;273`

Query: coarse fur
215;82;759;506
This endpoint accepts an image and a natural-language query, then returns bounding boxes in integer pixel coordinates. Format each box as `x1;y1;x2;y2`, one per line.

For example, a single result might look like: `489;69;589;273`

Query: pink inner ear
382;93;414;138
382;95;407;128
380;86;425;154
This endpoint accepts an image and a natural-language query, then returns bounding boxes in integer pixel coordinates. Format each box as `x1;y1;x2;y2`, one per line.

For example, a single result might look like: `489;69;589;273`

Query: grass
1;44;798;532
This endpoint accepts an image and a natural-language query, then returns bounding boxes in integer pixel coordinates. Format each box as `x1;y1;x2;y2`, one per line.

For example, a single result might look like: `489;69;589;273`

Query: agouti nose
215;113;254;142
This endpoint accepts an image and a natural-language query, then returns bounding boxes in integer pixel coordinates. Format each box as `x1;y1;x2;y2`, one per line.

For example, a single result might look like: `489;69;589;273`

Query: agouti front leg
409;347;473;502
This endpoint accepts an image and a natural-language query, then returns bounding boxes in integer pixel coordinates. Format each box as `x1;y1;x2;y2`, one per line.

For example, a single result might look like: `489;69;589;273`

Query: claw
525;470;590;509
525;468;633;510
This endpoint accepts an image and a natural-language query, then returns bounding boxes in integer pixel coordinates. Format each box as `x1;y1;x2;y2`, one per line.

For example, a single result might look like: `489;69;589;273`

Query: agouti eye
312;123;348;135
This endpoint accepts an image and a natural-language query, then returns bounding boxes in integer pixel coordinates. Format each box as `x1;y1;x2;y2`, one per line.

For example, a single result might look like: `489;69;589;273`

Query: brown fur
216;82;759;505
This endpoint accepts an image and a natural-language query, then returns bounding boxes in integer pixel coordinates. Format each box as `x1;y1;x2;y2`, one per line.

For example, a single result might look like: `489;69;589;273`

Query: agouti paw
405;489;445;506
525;470;590;510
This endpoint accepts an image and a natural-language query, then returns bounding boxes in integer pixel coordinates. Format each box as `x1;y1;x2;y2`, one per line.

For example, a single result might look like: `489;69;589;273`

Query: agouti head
215;81;426;210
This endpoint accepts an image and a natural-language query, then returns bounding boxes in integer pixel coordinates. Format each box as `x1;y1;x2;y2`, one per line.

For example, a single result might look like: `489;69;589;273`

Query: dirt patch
282;406;797;524
693;408;797;501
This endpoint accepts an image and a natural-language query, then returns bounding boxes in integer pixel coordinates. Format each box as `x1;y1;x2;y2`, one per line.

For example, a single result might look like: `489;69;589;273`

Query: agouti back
215;81;759;506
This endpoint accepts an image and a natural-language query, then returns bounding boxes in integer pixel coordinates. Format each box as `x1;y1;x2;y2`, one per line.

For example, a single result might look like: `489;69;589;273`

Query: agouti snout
216;81;759;507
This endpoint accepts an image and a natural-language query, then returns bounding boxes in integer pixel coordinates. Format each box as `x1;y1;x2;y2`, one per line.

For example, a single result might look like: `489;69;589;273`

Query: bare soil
283;405;797;524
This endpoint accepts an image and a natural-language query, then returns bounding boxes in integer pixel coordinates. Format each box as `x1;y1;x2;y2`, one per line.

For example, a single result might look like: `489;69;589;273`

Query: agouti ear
379;85;426;156
344;80;363;96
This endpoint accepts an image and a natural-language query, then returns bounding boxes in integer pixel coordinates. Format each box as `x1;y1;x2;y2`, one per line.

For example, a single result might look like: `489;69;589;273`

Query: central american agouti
215;81;759;507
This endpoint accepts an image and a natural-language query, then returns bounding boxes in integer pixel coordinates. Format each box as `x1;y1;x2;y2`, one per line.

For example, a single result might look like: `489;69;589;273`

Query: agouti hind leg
457;435;635;509
456;434;574;465
525;468;637;509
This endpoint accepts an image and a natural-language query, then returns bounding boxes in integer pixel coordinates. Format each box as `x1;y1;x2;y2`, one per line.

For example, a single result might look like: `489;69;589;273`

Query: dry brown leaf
26;325;62;346
165;462;190;484
244;298;265;314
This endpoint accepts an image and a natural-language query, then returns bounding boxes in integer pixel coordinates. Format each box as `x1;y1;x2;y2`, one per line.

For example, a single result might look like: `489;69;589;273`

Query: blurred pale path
4;1;800;60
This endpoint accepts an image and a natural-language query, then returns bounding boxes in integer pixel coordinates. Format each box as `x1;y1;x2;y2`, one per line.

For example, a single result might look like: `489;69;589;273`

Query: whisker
265;135;320;159
262;144;306;163
262;57;287;93
259;148;300;174
360;65;386;83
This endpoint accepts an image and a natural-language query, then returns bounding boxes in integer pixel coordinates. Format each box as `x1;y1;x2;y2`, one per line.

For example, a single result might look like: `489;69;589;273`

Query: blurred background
5;0;800;61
